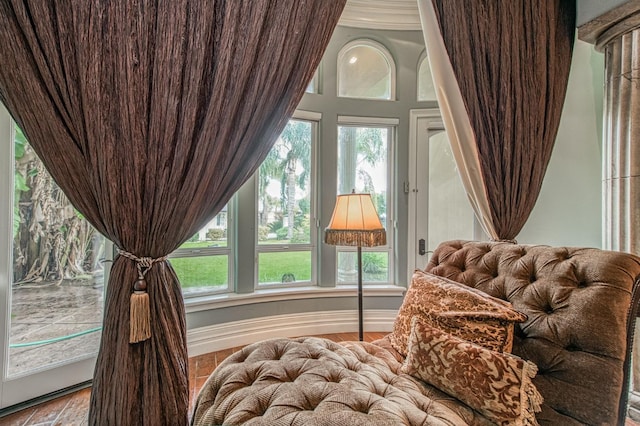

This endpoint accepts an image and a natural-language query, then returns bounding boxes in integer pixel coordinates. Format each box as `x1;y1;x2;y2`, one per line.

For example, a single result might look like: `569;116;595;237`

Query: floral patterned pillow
402;318;543;426
389;271;526;356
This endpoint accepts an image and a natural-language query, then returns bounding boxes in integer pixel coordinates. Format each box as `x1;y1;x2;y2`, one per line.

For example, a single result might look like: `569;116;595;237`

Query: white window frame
337;39;397;101
255;111;320;289
335;115;397;285
169;199;235;298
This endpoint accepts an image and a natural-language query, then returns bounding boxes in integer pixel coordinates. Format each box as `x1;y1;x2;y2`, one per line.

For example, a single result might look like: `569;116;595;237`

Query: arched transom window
417;54;436;102
337;40;395;100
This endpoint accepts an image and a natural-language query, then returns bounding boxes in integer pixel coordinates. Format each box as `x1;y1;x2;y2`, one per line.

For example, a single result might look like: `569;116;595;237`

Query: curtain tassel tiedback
118;250;167;343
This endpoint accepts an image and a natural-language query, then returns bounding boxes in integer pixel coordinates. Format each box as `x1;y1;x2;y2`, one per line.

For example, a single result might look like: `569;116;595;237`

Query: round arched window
337;40;395;100
417;55;436;101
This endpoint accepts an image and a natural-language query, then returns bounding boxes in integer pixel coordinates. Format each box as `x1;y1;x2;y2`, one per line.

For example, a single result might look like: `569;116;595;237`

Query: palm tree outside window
256;119;317;287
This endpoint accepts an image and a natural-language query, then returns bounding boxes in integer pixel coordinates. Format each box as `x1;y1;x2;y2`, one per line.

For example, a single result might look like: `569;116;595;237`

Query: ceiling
340;1;626;32
339;0;422;31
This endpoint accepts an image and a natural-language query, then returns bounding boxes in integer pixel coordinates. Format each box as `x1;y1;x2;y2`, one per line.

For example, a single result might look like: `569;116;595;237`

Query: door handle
419;239;426;256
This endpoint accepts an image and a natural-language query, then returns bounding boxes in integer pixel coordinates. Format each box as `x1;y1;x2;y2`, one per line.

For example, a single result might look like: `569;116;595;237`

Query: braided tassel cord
118;250;166;343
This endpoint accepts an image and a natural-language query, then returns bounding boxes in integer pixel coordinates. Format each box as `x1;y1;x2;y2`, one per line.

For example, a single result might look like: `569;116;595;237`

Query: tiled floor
0;332;385;426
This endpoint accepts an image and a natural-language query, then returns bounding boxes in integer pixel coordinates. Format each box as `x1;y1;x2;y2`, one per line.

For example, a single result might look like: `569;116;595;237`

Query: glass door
424;129;475;255
408;111;477;275
0;104;109;408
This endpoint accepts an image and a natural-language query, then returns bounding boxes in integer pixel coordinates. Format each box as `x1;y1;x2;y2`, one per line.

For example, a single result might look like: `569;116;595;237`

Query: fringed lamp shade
324;193;387;247
325;192;386;341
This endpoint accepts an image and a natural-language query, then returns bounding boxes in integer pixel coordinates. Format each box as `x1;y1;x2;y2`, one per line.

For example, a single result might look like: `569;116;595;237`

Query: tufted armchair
426;240;640;425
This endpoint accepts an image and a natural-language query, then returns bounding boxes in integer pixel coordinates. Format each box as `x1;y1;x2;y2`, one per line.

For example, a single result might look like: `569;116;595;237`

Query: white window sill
184;284;406;314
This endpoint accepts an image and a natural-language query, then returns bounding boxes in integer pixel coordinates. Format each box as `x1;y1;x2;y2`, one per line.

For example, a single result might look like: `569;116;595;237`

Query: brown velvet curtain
0;0;345;424
427;0;575;240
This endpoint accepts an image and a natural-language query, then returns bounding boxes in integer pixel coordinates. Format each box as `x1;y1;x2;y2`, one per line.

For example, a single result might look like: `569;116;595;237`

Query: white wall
517;40;604;247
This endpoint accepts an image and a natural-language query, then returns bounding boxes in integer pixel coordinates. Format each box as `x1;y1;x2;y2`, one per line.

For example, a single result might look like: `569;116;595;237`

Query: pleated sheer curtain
0;1;345;424
418;0;576;241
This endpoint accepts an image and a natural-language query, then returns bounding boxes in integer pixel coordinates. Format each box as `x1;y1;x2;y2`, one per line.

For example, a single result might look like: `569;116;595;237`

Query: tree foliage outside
338;126;387;217
205;228;226;240
356;127;387;218
12;125;104;285
258;120;312;243
258;122;389;248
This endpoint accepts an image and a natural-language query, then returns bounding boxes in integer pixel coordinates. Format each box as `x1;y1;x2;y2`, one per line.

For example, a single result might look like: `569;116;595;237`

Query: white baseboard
186;309;397;357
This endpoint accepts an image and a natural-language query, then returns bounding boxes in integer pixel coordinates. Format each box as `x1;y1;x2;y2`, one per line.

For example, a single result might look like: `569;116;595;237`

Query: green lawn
169;251;313;288
258;252;312;284
170;249;389;288
169;255;228;288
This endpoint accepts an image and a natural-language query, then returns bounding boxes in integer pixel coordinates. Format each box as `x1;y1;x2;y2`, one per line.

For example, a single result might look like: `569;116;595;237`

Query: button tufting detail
191;242;640;426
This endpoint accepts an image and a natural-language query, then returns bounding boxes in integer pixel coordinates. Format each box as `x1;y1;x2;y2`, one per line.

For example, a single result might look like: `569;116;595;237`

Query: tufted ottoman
191;336;493;425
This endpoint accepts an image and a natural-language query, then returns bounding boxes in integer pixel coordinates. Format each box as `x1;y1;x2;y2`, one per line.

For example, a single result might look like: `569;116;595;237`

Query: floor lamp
324;192;387;341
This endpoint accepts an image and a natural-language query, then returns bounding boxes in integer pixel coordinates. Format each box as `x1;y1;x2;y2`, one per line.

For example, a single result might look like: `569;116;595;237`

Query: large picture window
336;119;395;284
256;118;317;287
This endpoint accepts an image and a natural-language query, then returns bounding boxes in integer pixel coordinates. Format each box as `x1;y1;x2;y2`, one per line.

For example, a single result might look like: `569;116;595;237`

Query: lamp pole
357;245;363;341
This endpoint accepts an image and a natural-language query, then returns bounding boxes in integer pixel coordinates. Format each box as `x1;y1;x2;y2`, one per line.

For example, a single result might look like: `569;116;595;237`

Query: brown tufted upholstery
426;240;640;426
192;240;640;426
191;336;494;425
